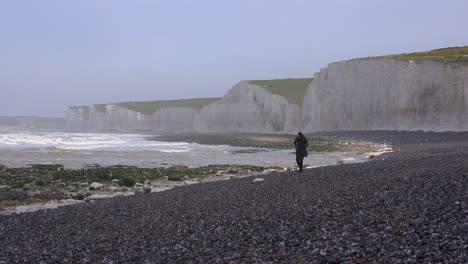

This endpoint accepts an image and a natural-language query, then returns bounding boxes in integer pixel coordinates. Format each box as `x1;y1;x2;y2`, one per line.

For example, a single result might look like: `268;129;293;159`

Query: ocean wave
0;132;192;152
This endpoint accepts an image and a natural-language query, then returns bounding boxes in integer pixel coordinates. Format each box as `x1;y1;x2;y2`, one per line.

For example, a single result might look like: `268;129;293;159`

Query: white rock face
153;107;196;132
88;105;153;131
65;82;303;133
195;81;301;133
67;59;468;133
66;105;153;132
301;59;468;131
66;108;91;131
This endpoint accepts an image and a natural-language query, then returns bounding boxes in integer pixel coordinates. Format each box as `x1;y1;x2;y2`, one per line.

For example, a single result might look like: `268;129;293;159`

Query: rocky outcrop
301;59;468;131
195;81;302;133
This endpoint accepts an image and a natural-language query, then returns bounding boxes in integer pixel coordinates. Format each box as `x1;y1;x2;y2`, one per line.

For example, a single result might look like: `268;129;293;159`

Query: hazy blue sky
1;0;468;117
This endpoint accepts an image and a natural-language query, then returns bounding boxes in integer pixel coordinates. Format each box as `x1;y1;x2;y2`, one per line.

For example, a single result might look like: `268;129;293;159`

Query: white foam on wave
0;132;193;152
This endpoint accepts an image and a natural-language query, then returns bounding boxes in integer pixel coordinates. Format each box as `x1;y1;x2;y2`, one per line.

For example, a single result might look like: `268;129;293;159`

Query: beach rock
171;165;189;171
90;182;104;190
0;185;11;191
72;193;85;200
79;182;90;187
168;175;183;181
253;178;265;183
119;177;136;187
55;182;67;188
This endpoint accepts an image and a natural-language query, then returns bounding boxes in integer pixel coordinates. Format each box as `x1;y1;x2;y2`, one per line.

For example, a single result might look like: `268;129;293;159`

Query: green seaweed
0;164;268;191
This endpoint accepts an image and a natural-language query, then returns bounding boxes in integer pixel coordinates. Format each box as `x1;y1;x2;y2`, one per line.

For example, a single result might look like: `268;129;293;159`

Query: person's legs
298;155;304;172
296;153;301;171
296;153;304;172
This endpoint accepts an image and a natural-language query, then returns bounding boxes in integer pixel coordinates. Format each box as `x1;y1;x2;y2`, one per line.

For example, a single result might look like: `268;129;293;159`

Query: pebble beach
0;131;467;263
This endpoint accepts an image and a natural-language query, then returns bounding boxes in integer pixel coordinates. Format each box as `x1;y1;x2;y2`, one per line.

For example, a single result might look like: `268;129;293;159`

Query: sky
1;0;468;117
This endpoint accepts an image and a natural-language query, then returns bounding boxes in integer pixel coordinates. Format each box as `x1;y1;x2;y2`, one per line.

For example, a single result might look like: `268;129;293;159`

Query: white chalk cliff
195;81;301;133
153;107;196;132
66;81;303;133
301;59;468;131
66;105;153;132
66;58;468;133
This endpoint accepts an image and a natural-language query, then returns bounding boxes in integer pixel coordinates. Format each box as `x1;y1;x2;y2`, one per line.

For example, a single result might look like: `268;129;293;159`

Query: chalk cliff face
66;107;90;131
195;81;301;133
301;59;468;131
66;105;153;132
153;107;196;132
67;57;468;133
66;80;302;133
89;105;153;131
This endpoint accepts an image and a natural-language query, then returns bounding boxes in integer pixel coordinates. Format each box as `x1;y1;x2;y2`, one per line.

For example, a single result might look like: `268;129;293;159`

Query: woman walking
294;132;308;172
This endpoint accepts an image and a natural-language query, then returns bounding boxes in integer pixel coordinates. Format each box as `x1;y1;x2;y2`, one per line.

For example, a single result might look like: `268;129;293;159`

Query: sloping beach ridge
1;47;468;262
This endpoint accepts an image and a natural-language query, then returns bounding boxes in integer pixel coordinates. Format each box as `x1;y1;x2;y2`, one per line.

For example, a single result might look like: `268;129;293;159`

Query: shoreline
0;133;391;214
0;130;466;262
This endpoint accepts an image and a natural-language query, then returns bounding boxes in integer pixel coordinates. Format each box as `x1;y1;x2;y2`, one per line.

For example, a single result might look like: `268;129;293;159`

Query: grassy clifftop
381;46;468;62
72;98;221;115
114;98;221;115
248;78;313;105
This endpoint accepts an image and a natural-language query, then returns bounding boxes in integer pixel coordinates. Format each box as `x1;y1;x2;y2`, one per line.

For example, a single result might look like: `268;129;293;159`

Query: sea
0;132;390;169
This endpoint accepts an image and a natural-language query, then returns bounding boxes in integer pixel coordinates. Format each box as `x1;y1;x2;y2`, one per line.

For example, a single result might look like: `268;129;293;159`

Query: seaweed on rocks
0;163;270;208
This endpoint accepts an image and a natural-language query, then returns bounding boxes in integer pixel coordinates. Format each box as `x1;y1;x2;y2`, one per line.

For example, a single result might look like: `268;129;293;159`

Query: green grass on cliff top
248;78;313;105
87;97;221;115
381;46;468;62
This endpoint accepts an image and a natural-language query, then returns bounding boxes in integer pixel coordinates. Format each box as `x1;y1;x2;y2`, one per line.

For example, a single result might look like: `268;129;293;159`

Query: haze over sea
0;131;384;169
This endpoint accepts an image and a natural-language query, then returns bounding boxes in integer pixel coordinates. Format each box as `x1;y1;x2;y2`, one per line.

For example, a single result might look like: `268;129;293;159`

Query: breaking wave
0;132;192;152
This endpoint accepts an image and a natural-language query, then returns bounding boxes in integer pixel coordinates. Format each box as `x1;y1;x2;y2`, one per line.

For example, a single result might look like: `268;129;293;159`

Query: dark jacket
294;135;309;156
